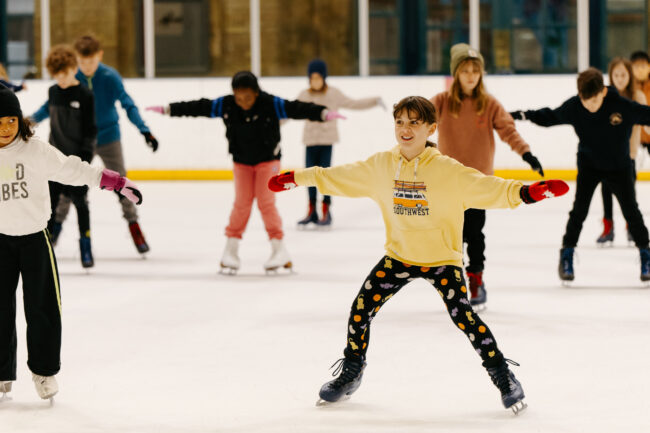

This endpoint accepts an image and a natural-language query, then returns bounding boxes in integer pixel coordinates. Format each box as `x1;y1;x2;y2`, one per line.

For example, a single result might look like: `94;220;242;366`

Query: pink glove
145;106;165;115
268;171;297;192
325;110;346;121
100;169;143;205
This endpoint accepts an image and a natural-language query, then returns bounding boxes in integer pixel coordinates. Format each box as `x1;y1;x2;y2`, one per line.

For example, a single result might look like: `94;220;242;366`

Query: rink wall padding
18;75;650;180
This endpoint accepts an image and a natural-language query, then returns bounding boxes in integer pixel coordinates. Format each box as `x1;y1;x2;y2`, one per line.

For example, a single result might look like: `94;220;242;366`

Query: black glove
510;110;525;120
143;131;159;152
522;152;544;177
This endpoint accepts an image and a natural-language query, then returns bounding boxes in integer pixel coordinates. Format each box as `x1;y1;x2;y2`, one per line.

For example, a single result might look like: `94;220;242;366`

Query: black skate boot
48;222;62;247
596;218;614;246
317;357;366;405
316;203;332;229
129;222;150;254
467;271;486;311
79;234;94;268
558;247;575;282
640;248;650;282
485;358;526;414
297;202;318;229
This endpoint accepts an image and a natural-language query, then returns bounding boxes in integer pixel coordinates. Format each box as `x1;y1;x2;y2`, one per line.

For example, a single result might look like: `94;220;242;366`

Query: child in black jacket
147;71;342;274
511;68;650;282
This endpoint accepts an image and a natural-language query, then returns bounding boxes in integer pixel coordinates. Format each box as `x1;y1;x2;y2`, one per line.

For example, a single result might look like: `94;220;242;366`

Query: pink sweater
431;92;530;175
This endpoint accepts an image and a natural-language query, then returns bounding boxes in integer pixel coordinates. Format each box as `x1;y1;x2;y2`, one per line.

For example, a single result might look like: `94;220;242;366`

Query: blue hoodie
35;63;150;146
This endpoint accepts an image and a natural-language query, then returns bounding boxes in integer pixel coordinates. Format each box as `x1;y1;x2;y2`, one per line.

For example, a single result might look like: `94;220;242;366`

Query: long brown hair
393;96;437;148
448;58;488;117
608;57;635;100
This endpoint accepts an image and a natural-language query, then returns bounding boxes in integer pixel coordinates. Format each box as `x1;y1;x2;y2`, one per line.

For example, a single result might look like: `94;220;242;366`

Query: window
3;0;35;79
606;0;646;63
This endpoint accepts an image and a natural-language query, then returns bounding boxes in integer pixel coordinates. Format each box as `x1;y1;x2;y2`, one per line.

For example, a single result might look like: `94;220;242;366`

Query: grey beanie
450;43;484;76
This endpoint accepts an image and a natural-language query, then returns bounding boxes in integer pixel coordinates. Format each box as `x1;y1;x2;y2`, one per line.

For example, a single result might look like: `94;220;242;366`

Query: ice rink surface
3;180;650;433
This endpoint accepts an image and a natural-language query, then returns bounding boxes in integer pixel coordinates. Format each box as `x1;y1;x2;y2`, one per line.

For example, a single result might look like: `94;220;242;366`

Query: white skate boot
32;373;58;401
0;381;12;401
220;237;241;275
264;239;293;274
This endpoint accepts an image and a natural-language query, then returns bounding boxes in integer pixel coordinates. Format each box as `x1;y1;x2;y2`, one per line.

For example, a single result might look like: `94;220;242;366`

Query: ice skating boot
48;222;62;247
0;381;12;401
317;357;367;405
264;239;292;273
32;374;58;401
558;247;575;283
640;248;650;282
467;271;487;311
485;358;526;414
316;202;332;229
596;218;614;246
220;237;240;275
297;202;319;229
79;234;94;268
128;222;150;254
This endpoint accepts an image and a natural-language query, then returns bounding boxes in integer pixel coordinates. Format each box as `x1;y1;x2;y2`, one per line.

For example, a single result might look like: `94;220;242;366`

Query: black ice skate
297;202;319;229
639;248;650;283
467;271;486;311
317;357;367;406
316;203;332;230
485;358;527;415
596;218;614;246
558;247;575;284
79;234;94;268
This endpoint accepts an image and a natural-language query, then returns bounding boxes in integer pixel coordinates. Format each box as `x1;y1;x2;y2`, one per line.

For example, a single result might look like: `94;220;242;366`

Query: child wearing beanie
296;59;383;228
0;84;142;401
430;43;544;311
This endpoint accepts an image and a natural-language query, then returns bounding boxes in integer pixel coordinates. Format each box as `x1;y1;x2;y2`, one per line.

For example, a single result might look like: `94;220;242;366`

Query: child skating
0;84;142;401
597;58;647;245
269;96;569;413
296;59;382;228
31;45;97;268
430;43;544;310
511;68;650;282
146;71;342;274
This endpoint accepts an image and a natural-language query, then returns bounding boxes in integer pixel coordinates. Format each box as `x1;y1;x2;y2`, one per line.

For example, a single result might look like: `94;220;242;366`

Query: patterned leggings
343;256;503;367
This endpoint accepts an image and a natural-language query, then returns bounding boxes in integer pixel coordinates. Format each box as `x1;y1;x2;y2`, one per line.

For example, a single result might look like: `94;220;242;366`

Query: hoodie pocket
388;227;462;265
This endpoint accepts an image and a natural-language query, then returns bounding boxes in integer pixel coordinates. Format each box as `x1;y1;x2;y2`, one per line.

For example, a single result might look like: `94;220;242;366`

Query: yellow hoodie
294;146;524;267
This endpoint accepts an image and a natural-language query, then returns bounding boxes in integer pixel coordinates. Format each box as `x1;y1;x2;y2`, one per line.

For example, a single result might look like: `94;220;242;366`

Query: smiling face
611;63;630;93
394;109;437;160
233;88;259;111
0;116;19;147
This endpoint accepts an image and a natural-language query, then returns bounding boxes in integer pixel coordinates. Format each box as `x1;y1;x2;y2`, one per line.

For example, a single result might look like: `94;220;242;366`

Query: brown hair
577;68;604;99
74;35;102;57
448;58;488;117
608;57;635;100
18;117;35;141
46;45;78;76
393;96;437;148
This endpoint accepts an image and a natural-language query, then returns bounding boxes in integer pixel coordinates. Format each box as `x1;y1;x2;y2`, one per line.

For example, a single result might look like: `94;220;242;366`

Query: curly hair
46;45;78;76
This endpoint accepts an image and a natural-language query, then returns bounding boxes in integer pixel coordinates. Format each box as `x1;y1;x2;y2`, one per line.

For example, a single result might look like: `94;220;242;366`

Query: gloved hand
520;180;569;204
100;169;143;205
268;171;297;192
324;110;346;121
145;105;165;114
142;131;159;152
510;110;525;120
522;152;544;177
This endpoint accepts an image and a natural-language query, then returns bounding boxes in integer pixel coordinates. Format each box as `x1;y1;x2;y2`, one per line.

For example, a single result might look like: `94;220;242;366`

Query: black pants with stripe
343;256;504;368
0;230;62;380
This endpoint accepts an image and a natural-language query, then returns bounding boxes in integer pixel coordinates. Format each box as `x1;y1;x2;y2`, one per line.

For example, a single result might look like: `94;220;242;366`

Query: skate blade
561;280;573;288
596;241;613;248
471;303;486;313
265;262;294;275
219;265;238;276
0;393;12;402
510;400;527;415
316;394;350;407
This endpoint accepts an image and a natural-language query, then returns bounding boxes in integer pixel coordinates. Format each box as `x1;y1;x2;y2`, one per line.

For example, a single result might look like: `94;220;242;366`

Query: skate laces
329;358;363;388
490;359;520;393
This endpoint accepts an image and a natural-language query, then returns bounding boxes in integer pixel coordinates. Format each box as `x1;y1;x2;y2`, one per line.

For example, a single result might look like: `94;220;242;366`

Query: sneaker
317;203;332;227
32;374;58;400
485;358;526;413
558;247;575;281
596;218;614;244
128;222;150;254
297;202;319;227
640;248;650;281
467;271;487;307
79;234;94;268
318;357;367;404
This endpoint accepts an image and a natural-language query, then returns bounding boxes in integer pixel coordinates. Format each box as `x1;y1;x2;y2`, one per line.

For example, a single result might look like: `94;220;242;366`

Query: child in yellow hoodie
268;96;568;414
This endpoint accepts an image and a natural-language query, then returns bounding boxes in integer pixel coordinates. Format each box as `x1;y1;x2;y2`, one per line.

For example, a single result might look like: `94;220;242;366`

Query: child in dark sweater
511;68;650;282
31;45;97;268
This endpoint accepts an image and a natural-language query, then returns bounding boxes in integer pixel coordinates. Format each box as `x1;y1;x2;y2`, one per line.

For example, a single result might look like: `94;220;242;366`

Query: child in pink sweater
430;44;544;310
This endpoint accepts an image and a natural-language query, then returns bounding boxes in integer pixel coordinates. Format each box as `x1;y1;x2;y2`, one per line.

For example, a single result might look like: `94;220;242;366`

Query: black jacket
169;91;327;165
523;86;650;170
36;84;97;162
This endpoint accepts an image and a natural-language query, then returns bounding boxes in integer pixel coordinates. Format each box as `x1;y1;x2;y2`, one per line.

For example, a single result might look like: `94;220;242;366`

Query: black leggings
343;256;503;367
601;164;637;221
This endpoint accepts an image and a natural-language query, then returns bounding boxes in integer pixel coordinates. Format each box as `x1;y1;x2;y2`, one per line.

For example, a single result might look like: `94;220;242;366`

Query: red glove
520;180;569;204
268;171;297;192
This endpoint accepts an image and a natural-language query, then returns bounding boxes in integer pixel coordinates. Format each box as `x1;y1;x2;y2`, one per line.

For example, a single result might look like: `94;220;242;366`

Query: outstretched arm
510;98;575;127
165;97;226;118
333;88;382;110
31;100;50;123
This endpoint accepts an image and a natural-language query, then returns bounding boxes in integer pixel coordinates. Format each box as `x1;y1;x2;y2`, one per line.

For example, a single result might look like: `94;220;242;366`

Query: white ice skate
32;373;58;401
264;239;293;274
0;381;12;401
219;237;241;275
